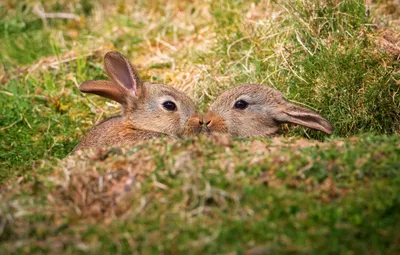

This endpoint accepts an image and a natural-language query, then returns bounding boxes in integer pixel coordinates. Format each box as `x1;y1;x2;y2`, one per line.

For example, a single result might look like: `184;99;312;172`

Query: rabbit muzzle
184;112;203;136
203;111;228;134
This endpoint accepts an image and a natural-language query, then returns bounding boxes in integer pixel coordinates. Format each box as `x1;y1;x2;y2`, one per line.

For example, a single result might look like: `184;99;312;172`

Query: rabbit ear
103;51;142;97
275;102;334;134
79;80;127;105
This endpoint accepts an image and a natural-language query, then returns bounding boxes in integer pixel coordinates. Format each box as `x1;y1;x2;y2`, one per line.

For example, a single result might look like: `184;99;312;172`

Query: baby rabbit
74;51;202;151
204;84;333;137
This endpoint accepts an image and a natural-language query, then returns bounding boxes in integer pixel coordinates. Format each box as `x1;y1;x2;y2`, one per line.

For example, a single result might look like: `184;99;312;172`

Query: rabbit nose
199;119;211;126
184;113;204;136
203;111;228;134
204;112;213;126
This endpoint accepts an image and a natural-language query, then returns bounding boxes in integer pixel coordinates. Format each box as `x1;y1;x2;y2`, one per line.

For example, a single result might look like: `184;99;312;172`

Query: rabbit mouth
203;127;228;135
203;125;212;134
186;125;203;136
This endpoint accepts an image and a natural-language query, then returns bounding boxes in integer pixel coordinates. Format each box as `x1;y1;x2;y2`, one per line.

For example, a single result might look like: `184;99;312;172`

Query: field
1;0;399;254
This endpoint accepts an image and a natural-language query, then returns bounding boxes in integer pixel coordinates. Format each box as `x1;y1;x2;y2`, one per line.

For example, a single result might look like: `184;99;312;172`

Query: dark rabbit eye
234;100;248;110
162;101;177;111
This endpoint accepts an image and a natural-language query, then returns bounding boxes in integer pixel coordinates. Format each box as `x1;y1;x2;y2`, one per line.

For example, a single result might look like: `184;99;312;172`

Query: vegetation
0;0;399;254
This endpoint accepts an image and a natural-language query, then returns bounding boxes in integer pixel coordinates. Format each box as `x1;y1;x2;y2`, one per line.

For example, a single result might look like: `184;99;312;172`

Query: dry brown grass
1;135;350;222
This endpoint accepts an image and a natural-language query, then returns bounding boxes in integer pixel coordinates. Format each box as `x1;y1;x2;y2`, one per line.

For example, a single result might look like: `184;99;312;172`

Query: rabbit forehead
210;84;282;113
142;82;196;111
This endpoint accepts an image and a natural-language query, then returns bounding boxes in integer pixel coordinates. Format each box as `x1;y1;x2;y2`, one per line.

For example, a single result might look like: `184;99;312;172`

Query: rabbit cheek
264;118;281;135
163;114;183;135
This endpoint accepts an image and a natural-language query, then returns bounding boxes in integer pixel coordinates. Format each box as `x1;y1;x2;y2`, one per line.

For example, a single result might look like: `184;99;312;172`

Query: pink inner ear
128;87;137;97
106;58;136;92
104;51;142;97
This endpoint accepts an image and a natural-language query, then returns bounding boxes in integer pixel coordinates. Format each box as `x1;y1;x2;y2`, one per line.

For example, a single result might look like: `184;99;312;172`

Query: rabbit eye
162;101;177;111
234;100;248;110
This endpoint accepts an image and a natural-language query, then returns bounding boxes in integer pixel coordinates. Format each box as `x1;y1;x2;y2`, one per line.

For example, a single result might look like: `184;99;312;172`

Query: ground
0;0;399;254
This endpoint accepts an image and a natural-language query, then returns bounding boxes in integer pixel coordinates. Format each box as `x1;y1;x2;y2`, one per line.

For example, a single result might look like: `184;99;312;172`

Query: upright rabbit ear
275;102;334;134
79;80;127;105
103;51;142;97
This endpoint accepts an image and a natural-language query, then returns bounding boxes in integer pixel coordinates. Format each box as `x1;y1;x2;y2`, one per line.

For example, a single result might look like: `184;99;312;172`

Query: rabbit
204;84;333;137
74;51;202;151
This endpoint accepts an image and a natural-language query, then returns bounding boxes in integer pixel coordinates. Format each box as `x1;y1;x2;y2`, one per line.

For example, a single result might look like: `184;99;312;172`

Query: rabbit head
79;51;202;137
204;84;333;137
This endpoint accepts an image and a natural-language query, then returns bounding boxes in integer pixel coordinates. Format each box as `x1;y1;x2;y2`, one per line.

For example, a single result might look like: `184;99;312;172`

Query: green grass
1;135;400;254
206;0;399;137
0;0;399;254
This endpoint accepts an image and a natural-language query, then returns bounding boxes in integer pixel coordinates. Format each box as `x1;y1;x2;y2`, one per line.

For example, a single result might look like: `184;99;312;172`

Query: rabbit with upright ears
204;84;333;137
74;51;202;151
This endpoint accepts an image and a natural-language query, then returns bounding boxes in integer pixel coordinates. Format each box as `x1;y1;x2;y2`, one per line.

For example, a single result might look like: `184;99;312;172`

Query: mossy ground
0;0;399;254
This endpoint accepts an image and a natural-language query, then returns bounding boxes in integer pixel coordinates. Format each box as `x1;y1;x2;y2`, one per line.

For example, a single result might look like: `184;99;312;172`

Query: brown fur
74;51;201;152
76;116;163;150
205;84;333;137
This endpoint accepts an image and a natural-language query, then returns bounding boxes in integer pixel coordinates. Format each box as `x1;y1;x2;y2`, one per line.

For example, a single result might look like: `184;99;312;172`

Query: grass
1;135;400;254
0;0;399;254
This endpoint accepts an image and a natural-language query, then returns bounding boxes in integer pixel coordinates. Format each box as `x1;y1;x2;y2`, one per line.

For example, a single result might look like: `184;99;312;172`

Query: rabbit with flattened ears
204;84;333;137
